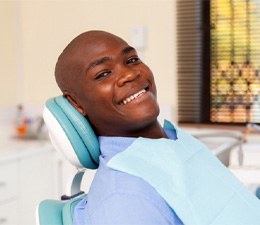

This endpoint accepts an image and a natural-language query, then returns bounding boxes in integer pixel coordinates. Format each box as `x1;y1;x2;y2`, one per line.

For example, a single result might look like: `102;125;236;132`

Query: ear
65;94;87;116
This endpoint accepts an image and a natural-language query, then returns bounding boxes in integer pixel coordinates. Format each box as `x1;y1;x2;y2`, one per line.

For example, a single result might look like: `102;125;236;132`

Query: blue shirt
73;129;183;225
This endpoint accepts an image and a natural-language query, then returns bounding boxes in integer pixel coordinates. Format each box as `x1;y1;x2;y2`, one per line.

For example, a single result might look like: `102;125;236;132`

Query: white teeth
122;89;146;105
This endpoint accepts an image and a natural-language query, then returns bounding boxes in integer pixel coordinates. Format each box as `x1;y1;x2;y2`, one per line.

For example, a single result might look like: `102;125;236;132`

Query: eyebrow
121;46;135;55
86;46;136;73
86;57;111;72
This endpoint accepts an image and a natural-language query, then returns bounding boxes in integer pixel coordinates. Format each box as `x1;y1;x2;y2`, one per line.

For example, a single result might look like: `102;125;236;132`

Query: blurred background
0;0;259;224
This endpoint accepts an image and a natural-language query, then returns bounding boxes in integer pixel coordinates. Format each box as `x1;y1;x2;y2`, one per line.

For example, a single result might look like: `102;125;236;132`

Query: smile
121;89;147;105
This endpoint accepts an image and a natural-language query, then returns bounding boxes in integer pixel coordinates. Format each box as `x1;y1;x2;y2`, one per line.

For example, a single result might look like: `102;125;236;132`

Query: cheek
81;84;114;115
81;79;114;102
143;67;157;96
99;83;114;96
142;64;155;79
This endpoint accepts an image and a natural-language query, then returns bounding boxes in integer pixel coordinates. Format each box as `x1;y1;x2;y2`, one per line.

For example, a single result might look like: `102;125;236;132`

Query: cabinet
18;148;58;225
0;201;18;225
0;140;96;225
0;143;58;225
0;161;18;225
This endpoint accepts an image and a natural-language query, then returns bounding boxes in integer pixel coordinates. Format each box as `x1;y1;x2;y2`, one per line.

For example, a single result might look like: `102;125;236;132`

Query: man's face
70;33;160;136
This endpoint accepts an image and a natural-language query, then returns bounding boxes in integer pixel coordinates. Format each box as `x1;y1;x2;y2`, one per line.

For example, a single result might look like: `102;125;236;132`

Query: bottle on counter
15;104;27;136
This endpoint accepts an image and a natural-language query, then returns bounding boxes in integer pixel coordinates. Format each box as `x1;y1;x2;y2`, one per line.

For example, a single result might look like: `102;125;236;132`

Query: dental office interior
1;0;260;224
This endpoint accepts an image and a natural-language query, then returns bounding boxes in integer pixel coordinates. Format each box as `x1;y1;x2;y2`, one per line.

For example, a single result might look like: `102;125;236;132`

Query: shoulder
79;159;179;225
88;191;179;225
87;157;163;206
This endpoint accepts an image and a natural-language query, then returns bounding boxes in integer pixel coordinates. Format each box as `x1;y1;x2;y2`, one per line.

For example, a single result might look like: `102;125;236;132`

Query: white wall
0;0;177;121
0;1;18;106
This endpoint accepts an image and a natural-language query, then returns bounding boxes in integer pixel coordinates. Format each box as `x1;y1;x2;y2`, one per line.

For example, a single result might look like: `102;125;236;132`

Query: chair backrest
37;96;100;225
36;193;86;225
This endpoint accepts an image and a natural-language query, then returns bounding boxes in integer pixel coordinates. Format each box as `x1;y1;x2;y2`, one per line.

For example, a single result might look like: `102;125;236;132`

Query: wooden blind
177;0;203;123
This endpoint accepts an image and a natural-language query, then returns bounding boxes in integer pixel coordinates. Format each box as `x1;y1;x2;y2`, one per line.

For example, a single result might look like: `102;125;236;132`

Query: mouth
120;87;149;105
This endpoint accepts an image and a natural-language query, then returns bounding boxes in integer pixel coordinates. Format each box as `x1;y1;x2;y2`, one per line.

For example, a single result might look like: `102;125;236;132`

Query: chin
133;104;160;125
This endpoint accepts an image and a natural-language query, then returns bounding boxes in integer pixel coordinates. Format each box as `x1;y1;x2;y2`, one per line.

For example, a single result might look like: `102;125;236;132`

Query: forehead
70;33;130;63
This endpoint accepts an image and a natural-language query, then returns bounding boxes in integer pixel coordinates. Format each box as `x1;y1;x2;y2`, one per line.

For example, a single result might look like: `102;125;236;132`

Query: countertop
0;136;53;163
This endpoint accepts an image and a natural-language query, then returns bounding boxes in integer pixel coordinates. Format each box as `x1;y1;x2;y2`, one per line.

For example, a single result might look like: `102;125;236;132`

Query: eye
95;71;111;80
127;57;141;64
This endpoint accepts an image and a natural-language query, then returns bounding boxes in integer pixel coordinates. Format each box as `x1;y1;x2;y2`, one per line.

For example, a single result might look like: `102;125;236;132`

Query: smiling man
55;30;182;225
54;30;260;225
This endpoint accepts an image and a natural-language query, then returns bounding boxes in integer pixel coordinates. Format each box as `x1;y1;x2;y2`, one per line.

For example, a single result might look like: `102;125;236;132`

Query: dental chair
36;96;100;225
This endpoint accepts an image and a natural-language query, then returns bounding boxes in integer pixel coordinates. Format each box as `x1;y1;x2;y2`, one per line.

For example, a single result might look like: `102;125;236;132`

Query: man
54;30;260;225
55;30;183;224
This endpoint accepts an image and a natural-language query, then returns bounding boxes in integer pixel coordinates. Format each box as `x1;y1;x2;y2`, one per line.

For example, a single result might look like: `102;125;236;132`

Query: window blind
176;0;204;123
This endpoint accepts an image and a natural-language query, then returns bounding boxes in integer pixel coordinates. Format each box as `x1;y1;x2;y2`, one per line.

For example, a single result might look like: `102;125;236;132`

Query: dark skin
55;30;167;139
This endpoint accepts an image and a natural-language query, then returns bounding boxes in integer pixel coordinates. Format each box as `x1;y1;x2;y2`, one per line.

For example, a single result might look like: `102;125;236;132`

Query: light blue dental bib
107;122;260;225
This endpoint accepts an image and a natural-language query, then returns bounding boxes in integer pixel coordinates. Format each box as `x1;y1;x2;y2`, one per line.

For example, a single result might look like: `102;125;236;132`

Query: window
211;0;260;123
177;0;260;124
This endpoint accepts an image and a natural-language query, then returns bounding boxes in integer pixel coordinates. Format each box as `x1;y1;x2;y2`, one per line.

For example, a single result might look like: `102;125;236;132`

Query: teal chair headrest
43;96;100;169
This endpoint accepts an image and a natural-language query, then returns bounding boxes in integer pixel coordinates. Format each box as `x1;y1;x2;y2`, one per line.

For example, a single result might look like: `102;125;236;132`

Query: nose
116;66;140;87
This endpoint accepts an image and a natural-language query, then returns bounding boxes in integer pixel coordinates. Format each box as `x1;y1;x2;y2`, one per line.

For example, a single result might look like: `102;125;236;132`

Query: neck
132;120;168;139
97;120;168;139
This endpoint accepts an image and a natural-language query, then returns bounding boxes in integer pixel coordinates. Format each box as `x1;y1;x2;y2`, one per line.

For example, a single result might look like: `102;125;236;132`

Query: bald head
55;30;127;97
